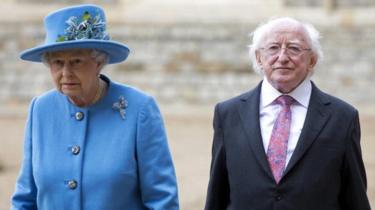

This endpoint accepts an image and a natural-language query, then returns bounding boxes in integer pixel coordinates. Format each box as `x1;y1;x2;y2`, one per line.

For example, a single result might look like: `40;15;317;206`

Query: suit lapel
283;83;331;176
237;82;274;178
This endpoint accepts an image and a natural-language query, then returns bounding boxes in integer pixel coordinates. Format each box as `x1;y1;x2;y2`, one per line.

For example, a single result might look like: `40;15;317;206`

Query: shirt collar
260;77;312;108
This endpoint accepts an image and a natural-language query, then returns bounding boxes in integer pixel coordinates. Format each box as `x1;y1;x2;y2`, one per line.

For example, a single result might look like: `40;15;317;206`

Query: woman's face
47;49;102;105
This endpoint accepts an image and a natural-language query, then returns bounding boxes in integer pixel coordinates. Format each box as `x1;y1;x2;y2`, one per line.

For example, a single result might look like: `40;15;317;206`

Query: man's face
256;23;317;93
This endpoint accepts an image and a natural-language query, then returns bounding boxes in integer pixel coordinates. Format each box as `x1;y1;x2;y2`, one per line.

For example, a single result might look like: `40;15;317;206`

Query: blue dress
11;75;179;210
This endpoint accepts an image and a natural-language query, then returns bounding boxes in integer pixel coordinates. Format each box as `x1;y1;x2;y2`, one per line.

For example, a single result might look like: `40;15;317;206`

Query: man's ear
309;54;317;69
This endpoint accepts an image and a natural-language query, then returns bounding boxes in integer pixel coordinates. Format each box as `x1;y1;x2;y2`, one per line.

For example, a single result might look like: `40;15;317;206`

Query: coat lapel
237;82;274;178
283;83;332;176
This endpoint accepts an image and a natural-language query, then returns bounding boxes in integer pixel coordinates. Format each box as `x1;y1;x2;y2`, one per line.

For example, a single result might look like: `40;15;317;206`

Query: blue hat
20;4;130;64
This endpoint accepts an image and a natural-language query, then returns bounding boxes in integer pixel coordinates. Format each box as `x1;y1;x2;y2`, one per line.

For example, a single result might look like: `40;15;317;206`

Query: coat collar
283;82;331;176
238;81;274;178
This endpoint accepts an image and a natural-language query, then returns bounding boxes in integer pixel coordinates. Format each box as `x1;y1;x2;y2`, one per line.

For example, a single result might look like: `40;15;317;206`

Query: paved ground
0;103;374;210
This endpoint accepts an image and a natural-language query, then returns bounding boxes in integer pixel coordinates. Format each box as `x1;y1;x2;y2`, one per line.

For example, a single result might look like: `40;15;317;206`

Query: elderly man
205;17;371;210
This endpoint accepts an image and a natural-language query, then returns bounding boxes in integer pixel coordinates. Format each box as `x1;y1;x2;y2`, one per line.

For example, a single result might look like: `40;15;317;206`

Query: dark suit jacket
205;81;371;210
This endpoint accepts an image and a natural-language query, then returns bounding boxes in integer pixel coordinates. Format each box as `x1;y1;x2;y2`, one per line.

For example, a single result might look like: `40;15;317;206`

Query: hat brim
20;40;130;64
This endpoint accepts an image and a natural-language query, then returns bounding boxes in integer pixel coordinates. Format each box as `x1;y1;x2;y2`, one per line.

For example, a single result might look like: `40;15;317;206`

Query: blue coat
11;75;179;210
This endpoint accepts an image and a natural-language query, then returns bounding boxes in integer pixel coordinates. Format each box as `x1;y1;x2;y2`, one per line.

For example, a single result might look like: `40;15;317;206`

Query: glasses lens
265;45;280;55
262;44;307;56
286;46;302;56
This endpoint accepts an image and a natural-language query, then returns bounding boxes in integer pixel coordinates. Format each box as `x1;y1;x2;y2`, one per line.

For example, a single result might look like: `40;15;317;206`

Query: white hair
248;17;324;74
42;49;109;70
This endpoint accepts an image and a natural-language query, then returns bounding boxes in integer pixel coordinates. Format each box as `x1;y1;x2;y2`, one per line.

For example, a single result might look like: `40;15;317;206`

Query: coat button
68;180;77;189
71;145;80;155
75;112;84;121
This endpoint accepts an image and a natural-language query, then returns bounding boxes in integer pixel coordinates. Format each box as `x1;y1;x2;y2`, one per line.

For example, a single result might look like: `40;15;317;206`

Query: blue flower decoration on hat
19;4;130;64
57;11;109;42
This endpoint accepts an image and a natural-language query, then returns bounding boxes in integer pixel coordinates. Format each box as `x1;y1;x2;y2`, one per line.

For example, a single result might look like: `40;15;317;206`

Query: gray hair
91;50;109;69
248;17;324;74
42;49;109;70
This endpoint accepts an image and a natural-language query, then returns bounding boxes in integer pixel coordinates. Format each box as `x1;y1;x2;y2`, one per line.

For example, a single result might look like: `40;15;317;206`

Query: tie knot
276;95;295;106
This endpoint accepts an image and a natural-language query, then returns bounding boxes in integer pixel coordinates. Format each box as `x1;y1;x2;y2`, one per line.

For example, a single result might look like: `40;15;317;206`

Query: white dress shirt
259;77;312;167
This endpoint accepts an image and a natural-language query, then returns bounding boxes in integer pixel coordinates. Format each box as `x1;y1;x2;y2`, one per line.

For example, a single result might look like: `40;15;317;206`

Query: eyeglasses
259;44;311;57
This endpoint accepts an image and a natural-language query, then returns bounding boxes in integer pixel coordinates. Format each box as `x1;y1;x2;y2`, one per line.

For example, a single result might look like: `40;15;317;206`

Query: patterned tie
267;95;295;183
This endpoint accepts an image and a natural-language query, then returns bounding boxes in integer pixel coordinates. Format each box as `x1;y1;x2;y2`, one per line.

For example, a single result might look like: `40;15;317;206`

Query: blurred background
0;0;374;209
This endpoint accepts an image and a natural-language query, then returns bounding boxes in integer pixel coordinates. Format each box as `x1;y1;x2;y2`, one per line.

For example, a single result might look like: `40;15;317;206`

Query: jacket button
75;112;84;121
71;145;80;155
68;180;77;189
275;194;282;201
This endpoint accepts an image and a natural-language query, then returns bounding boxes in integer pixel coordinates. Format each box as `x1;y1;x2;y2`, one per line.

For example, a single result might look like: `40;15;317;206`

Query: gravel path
1;104;374;210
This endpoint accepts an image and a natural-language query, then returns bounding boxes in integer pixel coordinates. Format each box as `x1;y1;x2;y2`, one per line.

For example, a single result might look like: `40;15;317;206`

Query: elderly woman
11;4;179;210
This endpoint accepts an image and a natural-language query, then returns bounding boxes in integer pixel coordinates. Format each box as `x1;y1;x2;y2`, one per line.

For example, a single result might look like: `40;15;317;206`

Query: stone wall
284;0;375;7
1;4;374;106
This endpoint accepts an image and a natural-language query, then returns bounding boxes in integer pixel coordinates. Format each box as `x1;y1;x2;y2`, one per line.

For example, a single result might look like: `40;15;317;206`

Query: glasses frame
259;44;312;57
